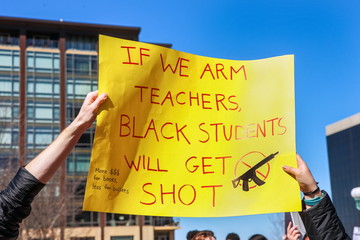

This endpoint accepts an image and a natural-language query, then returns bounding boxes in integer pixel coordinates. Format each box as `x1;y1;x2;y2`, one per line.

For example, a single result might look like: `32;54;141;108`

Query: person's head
191;230;216;240
226;233;240;240
187;230;199;240
248;234;267;240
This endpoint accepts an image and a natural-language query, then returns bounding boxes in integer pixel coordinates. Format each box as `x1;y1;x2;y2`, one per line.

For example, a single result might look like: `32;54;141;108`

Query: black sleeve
299;191;351;240
0;167;45;240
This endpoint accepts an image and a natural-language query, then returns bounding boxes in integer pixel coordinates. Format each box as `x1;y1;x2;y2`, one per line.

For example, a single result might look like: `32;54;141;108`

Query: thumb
282;165;297;178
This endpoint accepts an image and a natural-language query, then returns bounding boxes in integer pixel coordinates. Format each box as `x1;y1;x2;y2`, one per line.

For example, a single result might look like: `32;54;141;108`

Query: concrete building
0;16;178;240
326;113;360;236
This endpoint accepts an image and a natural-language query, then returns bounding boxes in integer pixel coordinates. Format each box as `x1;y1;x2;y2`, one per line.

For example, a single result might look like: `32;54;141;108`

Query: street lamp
351;187;360;211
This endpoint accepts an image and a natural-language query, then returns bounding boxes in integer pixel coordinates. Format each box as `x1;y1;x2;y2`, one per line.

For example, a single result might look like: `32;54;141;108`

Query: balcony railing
27;39;58;49
0;36;19;46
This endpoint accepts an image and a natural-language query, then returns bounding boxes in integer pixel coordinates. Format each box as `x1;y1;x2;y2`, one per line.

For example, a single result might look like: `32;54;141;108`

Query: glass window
35;107;53;119
76;160;89;173
154;232;170;240
53;58;59;69
67;106;81;120
27;51;59;73
12;106;19;118
0;132;11;144
67;160;75;172
67;155;90;173
13;82;19;92
111;237;133;240
35;56;52;69
27;103;60;123
13;55;19;67
35;82;53;94
0;81;12;92
75;84;91;95
74;211;99;226
54;83;60;94
0;50;19;71
0;54;12;66
27;76;60;98
27;107;34;118
75;58;89;72
54;108;60;119
26;35;58;49
70;238;95;240
27;56;34;68
27;133;34;144
0;106;11;118
0;35;19;46
35;133;52;145
27;82;34;93
67;83;74;95
75;155;90;173
91;58;98;72
66;35;97;51
12;132;18;145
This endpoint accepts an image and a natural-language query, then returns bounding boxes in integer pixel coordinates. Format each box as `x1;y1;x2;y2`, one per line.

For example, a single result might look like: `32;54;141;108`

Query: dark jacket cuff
299;190;351;240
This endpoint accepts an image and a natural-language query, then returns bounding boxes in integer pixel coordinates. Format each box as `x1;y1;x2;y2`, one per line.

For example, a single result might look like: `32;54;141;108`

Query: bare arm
25;91;107;183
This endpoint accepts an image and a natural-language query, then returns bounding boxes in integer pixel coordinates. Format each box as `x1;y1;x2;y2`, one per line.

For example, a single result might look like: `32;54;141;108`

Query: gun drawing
232;151;279;191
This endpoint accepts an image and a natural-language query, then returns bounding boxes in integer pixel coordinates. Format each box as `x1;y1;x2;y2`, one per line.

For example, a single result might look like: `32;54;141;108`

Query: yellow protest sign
83;35;301;217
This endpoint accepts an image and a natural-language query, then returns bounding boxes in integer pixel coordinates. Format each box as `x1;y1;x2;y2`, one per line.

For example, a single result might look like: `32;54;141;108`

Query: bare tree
0;108;9;144
20;173;86;239
1;114;90;239
0;113;17;188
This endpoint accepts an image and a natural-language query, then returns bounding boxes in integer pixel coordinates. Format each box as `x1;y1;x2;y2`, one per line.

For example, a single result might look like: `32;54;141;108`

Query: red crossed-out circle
234;151;271;190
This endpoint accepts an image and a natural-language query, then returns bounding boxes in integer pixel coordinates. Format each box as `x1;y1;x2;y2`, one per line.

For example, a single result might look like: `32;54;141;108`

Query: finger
290;225;298;233
84;91;99;104
287;221;293;232
282;165;298;177
93;92;108;107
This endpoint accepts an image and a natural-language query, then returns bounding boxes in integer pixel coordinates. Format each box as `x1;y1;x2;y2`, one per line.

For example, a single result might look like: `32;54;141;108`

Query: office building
326;113;360;235
0;16;178;240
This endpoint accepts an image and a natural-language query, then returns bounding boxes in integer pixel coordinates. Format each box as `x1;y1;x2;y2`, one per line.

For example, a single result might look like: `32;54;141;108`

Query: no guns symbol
232;151;279;191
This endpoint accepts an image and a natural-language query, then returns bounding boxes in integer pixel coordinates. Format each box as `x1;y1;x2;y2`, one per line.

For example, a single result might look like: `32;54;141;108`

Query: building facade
0;16;177;240
326;113;360;235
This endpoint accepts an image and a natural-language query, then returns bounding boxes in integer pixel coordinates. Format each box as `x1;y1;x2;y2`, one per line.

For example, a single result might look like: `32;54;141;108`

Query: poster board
83;35;301;217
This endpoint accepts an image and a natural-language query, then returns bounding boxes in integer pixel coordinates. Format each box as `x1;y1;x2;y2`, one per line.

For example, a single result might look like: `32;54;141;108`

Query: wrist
304;189;322;200
302;182;322;199
68;117;90;134
301;181;318;194
66;120;88;139
302;182;322;209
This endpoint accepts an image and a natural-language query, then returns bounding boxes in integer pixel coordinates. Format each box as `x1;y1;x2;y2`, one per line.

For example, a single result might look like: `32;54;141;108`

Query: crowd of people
187;230;268;240
0;91;353;240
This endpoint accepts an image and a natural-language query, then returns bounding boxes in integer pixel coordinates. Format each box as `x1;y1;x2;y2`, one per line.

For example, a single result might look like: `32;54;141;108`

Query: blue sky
2;0;360;239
